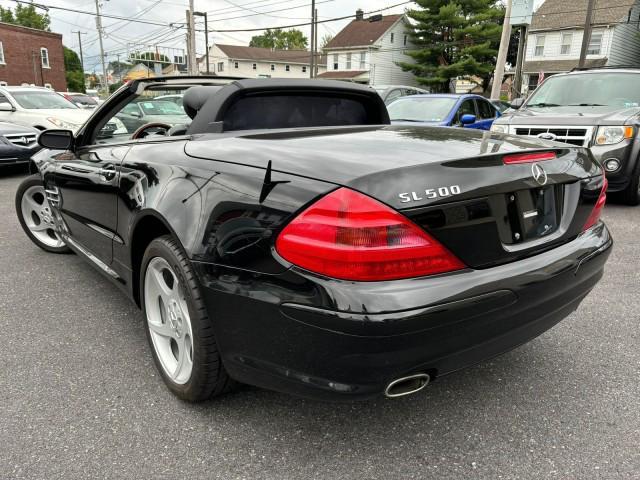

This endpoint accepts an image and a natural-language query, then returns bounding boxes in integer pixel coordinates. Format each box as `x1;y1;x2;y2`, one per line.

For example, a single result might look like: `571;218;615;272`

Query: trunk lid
185;125;603;269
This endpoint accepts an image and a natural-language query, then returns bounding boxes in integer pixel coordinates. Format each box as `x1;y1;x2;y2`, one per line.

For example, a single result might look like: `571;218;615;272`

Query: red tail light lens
503;151;556;164
275;188;466;281
582;175;608;231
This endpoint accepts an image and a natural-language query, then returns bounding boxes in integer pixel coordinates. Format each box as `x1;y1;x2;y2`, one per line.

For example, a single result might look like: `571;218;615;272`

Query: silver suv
491;68;640;205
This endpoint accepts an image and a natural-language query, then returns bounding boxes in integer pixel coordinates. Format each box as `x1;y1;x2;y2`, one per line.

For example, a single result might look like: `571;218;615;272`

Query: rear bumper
194;223;612;401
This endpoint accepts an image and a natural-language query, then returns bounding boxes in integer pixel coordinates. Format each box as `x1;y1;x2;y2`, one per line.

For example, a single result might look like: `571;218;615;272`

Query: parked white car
0;86;92;132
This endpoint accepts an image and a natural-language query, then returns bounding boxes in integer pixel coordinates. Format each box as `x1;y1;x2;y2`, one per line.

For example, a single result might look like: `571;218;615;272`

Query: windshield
12;91;78;109
527;73;640;108
138;100;185;115
387;97;457;122
70;94;98;106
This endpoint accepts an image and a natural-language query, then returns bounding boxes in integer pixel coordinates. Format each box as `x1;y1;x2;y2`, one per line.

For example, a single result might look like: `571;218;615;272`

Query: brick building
0;22;66;90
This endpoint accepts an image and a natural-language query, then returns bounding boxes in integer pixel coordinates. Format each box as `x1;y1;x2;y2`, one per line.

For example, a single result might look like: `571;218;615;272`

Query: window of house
40;47;49;68
252;63;257;70
560;33;573;55
403;35;407;46
234;61;239;69
302;65;307;73
346;53;352;69
285;65;290;72
587;31;603;55
270;64;275;71
0;42;5;64
359;52;366;69
218;62;224;72
534;35;545;56
333;53;338;70
390;33;394;43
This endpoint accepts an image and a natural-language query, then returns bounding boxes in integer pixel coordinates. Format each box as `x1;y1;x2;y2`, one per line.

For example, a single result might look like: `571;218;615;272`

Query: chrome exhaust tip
384;373;430;398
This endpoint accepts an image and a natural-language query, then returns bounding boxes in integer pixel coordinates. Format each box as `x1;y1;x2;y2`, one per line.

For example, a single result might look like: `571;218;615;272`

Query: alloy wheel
20;185;65;249
144;257;194;385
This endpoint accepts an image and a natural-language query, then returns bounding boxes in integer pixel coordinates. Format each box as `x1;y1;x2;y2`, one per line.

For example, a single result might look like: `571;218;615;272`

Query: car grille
4;133;38;148
511;126;593;147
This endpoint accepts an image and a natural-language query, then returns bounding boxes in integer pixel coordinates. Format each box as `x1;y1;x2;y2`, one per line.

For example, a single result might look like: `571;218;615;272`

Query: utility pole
95;0;108;92
72;31;87;74
578;0;596;67
187;0;197;74
513;25;527;98
309;0;315;78
314;8;318;77
193;11;209;74
490;0;512;99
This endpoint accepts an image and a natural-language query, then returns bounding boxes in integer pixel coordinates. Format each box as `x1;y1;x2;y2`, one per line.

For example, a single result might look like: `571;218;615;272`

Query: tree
399;0;504;93
320;34;334;50
63;47;85;92
0;4;50;31
129;51;171;69
249;28;308;50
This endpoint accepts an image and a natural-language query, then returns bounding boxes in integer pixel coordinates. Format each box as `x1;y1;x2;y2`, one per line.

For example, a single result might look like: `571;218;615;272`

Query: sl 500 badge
398;185;461;203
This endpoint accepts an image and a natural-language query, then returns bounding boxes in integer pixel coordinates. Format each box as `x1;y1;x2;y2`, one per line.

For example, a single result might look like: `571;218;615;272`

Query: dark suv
492;68;640;204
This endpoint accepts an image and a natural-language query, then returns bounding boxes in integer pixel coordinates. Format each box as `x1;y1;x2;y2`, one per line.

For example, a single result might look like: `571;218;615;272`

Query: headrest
182;86;222;119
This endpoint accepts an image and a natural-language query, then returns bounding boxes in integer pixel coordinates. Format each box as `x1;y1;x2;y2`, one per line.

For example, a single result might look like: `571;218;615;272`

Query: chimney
355;9;364;21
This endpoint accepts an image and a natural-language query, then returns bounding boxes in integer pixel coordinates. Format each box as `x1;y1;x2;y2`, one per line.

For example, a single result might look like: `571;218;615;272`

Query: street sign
510;0;534;26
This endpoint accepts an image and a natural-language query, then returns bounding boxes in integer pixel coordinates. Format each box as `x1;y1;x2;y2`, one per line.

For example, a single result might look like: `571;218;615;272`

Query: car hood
499;105;640;126
24;108;92;125
391;120;448;127
0;121;39;135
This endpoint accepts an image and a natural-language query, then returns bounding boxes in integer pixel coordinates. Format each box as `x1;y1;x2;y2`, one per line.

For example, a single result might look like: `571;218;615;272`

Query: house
319;10;417;86
0;22;66;89
123;63;155;81
199;44;326;78
522;0;640;92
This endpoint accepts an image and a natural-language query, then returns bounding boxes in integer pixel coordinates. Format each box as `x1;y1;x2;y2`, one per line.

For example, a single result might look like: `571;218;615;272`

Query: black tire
622;168;640;206
140;235;235;401
15;174;71;254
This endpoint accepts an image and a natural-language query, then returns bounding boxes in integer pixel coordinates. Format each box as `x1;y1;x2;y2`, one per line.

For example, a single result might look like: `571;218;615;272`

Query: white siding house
522;0;640;93
199;44;325;79
319;11;417;86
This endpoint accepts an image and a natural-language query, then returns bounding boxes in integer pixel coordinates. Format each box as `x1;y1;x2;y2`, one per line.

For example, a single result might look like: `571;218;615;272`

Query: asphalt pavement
1;170;639;479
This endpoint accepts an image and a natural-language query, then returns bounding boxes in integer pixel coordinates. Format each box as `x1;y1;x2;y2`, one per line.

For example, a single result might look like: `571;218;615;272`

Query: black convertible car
16;77;611;402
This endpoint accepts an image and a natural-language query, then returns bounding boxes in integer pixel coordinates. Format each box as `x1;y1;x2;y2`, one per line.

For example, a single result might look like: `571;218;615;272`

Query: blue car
387;94;501;130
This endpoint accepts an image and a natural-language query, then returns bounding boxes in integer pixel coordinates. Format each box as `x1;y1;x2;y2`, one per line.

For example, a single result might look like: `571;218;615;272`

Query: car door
52;142;130;265
452;99;480;128
117;103;144;133
474;98;499;130
0;93;18;124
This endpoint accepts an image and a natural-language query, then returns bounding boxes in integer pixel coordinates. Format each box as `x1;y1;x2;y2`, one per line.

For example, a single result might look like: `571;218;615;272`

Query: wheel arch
129;210;186;307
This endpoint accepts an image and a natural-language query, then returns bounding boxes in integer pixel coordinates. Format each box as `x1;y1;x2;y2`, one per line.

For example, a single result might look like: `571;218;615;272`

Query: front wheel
15;174;70;253
140;235;235;401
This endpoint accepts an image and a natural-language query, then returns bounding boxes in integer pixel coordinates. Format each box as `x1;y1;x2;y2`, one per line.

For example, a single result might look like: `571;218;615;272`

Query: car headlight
490;123;507;133
595;126;634;145
46;117;81;130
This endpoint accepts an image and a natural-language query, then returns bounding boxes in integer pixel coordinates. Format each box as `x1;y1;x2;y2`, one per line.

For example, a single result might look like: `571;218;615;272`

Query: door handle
99;164;116;181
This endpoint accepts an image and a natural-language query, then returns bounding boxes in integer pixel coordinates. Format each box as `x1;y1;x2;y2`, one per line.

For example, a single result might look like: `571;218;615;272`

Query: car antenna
259;160;290;203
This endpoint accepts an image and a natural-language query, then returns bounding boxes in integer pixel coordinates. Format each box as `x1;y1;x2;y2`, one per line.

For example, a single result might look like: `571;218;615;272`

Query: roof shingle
212;44;325;65
530;0;636;31
324;14;403;49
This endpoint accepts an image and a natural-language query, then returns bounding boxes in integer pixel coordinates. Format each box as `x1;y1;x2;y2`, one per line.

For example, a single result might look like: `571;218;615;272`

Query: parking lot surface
1;171;639;479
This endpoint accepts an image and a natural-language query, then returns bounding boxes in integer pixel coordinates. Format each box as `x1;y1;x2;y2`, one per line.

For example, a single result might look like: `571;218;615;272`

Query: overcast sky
0;0;414;72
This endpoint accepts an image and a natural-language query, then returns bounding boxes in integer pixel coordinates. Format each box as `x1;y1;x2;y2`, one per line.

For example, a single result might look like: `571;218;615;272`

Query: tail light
275;188;465;281
582;175;608;231
503;151;556;164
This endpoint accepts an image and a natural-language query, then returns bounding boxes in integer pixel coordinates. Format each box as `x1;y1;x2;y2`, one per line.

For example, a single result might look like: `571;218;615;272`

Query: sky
0;0;413;73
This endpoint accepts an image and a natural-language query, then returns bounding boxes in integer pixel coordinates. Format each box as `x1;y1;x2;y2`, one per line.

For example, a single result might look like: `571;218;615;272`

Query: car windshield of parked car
11;91;78;109
138;100;184;115
387;97;457;122
526;73;640;108
70;94;98;106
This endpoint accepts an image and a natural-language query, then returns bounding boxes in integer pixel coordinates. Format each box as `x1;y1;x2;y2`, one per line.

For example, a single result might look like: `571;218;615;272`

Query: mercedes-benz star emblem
537;132;557;141
532;163;548;186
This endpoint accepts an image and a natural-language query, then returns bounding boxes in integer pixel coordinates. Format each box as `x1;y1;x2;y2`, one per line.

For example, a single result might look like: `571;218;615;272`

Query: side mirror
38;129;74;150
510;97;525;109
131;112;142;118
0;102;14;111
460;114;476;125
